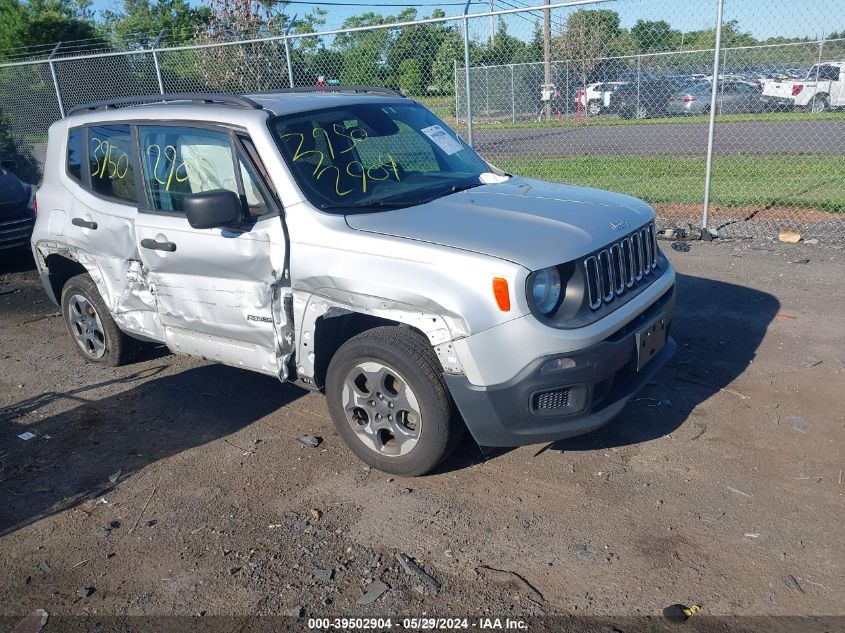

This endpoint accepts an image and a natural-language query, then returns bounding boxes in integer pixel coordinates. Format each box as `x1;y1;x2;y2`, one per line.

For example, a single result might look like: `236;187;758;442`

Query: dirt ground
1;240;843;630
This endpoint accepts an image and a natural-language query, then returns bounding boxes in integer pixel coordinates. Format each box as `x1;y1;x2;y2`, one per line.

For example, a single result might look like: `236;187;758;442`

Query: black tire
61;273;143;367
809;94;829;114
325;326;463;476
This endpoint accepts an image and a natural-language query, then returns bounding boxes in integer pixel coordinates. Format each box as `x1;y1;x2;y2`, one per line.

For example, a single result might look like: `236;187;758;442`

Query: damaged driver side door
133;123;288;376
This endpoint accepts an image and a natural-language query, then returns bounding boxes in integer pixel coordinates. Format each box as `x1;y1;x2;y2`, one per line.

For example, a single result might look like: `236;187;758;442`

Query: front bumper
446;286;675;447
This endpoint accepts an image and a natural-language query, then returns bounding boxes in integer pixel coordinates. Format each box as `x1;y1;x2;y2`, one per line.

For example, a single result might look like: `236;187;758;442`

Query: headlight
531;266;562;315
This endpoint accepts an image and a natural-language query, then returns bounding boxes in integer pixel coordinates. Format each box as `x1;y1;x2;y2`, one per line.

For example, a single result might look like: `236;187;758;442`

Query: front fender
292;288;470;381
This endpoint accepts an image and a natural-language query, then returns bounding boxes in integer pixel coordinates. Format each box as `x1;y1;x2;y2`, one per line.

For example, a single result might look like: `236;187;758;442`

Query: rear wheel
587;100;602;116
634;104;649;119
325;326;463;476
809;94;829;113
61;274;143;367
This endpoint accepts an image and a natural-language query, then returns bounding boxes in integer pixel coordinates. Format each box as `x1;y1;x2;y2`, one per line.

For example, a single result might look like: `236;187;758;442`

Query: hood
344;176;655;270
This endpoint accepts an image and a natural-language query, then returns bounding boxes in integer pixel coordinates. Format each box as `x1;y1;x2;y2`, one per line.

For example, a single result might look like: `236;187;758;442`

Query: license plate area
635;312;668;372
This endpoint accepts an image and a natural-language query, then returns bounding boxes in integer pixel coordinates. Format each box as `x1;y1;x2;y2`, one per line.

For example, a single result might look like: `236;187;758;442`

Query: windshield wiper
320;200;409;210
393;181;484;207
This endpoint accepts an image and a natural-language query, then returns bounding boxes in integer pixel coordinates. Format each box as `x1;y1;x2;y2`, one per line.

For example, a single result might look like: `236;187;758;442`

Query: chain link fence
1;0;843;241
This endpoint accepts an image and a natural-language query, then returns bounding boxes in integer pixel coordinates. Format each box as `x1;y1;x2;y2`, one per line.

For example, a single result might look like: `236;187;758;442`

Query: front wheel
587;100;602;116
325;327;463;476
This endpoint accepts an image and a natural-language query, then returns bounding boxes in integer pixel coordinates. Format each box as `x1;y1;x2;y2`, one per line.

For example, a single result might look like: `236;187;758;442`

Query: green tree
397;57;424;95
477;18;529;65
0;0;100;59
631;20;678;53
191;0;290;91
556;9;623;89
0;0;28;56
431;28;465;94
101;0;211;48
335;12;390;86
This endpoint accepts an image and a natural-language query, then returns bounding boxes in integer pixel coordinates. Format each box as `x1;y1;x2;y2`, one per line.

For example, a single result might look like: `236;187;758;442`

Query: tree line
0;0;839;97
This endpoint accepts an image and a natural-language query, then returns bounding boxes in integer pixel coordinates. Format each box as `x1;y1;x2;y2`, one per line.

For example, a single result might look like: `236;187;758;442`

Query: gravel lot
1;241;843;629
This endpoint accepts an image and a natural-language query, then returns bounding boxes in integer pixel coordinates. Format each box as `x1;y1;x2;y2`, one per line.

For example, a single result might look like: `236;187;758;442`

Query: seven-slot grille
583;223;658;310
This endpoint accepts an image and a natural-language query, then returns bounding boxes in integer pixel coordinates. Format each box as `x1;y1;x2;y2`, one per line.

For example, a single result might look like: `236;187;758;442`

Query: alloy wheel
341;361;421;457
68;294;106;359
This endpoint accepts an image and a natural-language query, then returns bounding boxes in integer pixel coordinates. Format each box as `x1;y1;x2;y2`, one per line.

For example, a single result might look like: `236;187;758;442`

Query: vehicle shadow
435;270;780;471
0;364;305;536
549;271;780;452
0;249;36;273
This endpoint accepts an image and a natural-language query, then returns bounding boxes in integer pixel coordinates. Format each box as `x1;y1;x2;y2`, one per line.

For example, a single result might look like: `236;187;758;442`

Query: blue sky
88;0;841;41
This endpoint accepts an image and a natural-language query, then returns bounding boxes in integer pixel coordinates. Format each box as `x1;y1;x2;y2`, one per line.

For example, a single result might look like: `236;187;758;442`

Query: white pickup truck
762;61;844;112
578;82;627;115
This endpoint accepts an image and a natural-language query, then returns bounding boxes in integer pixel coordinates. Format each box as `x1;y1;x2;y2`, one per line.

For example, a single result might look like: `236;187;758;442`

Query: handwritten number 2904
282;126;400;196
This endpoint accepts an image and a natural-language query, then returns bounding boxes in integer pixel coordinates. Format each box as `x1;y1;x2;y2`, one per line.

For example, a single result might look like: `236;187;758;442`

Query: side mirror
1;159;17;172
183;189;243;229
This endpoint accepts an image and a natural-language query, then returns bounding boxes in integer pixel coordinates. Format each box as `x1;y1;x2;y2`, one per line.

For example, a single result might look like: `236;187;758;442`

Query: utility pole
543;0;551;120
489;0;495;43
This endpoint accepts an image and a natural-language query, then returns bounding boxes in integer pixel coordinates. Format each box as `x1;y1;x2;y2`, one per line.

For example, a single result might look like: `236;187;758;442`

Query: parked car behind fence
668;79;768;115
0;159;35;254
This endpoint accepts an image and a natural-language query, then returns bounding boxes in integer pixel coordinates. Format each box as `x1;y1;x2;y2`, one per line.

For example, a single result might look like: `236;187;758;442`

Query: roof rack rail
67;93;263;116
261;85;405;98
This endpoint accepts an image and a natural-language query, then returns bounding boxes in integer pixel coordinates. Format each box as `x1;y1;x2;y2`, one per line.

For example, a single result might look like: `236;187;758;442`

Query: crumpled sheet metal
34;241;163;341
294;287;467;379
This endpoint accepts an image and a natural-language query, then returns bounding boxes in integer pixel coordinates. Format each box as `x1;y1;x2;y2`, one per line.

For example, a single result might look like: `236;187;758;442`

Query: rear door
133;123;288;376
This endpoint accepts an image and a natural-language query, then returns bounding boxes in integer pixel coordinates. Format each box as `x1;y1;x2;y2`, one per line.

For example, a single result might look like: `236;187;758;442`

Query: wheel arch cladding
312;313;430;389
293;289;468;386
43;253;87;306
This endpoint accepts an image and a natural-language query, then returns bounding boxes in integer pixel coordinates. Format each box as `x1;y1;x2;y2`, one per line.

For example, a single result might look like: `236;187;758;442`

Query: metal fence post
152;29;166;94
454;59;460;123
462;0;474;146
48;42;64;118
284;15;298;88
511;64;515;122
636;55;641;115
702;0;725;231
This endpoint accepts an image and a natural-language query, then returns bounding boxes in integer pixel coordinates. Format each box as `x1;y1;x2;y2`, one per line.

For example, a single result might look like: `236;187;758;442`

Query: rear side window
67;128;83;182
88;124;137;203
818;65;840;81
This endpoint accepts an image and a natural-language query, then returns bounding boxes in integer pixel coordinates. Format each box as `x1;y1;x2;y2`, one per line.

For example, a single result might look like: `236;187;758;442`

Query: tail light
682;96;697;103
618;91;628;98
791;84;803;96
33;196;38;217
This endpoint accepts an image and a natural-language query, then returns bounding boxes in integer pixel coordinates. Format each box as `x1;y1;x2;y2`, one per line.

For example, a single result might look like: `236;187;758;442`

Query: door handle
140;238;177;252
71;218;97;230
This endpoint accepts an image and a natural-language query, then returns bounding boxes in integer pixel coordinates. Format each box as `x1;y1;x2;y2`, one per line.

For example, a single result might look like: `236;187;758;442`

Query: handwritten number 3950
90;137;129;181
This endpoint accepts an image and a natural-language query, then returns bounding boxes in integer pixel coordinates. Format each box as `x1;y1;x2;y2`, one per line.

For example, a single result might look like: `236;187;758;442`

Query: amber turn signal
492;277;510;312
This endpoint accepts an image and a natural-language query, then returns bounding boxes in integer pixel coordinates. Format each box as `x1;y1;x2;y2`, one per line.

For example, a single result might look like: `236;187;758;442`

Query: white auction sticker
421;124;463;155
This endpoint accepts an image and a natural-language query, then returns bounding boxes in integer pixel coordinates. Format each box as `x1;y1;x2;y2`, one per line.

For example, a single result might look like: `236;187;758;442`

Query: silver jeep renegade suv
31;88;676;476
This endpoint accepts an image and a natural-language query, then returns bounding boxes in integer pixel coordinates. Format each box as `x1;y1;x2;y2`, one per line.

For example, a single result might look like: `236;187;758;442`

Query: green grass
416;95;455;121
465;110;845;130
494;154;845;211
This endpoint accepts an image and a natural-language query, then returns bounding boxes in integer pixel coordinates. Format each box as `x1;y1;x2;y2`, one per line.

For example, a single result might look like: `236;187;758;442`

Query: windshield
270;102;490;212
